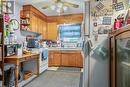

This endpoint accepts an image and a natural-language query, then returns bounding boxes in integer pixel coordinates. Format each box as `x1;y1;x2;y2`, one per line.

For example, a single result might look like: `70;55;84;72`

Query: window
59;24;81;42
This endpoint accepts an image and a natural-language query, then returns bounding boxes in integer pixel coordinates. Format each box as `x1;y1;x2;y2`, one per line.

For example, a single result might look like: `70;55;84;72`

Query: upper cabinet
21;5;47;39
21;5;83;40
47;22;58;41
30;14;37;32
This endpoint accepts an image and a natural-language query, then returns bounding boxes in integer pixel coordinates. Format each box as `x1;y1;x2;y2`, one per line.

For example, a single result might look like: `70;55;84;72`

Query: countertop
48;47;82;51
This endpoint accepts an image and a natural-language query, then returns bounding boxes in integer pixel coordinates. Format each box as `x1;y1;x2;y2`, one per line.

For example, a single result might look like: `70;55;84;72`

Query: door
53;51;61;66
76;53;83;67
61;53;69;66
48;51;54;67
47;22;58;40
42;20;47;39
116;38;130;87
68;53;76;67
61;51;82;67
30;14;37;32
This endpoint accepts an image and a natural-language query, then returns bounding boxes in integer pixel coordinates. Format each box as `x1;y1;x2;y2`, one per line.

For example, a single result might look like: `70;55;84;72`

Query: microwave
4;44;17;57
27;39;39;48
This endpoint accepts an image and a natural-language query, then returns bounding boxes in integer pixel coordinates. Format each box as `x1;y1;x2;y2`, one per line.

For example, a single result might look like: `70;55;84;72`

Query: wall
112;0;129;20
9;1;24;43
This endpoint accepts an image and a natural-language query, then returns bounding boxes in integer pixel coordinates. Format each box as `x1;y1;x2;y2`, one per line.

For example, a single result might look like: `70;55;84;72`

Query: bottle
114;19;122;30
114;19;117;30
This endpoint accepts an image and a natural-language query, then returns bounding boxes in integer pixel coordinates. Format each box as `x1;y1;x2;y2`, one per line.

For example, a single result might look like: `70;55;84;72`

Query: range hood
20;30;42;38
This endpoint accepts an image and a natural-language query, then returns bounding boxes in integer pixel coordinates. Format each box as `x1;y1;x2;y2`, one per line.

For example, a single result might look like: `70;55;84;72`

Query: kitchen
0;0;130;87
1;0;84;87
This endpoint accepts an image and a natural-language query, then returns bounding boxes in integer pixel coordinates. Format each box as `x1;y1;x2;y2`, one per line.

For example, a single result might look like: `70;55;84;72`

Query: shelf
0;75;37;87
17;74;37;87
21;24;30;25
21;17;30;19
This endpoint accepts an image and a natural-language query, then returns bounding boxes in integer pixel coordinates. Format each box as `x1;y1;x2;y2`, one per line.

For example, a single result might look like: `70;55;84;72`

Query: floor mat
57;67;81;72
24;70;81;87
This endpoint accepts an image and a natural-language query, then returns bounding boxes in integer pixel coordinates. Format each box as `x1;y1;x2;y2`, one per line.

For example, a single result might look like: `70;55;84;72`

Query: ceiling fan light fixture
57;2;63;8
63;6;68;11
56;8;61;13
50;5;56;10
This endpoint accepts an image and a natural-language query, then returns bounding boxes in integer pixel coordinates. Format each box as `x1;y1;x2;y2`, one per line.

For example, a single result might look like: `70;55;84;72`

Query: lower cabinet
48;51;54;67
53;51;61;66
61;53;69;66
48;50;83;67
48;51;61;67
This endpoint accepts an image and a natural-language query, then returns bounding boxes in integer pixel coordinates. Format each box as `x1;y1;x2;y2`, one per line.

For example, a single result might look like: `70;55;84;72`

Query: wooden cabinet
61;51;83;67
30;14;47;38
48;51;61;67
53;51;61;66
47;22;58;40
61;53;69;66
42;20;47;39
61;52;76;67
75;53;83;67
37;17;41;33
49;50;83;67
21;5;47;39
30;14;37;32
48;51;54;67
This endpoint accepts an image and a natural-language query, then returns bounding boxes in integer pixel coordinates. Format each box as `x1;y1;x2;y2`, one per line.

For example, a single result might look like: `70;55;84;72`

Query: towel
41;48;48;61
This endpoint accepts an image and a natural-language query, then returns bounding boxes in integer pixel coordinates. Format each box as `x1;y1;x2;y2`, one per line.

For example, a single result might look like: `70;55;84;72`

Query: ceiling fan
42;0;79;13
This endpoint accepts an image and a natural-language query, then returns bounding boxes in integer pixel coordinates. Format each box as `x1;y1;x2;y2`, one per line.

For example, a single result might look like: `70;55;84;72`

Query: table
4;53;40;87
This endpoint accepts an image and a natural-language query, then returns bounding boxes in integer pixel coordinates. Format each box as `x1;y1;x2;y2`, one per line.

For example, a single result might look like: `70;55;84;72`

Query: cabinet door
47;22;58;40
68;53;76;67
42;20;47;39
37;18;41;33
75;53;83;67
61;53;69;66
30;14;37;32
61;53;76;67
61;51;83;67
53;51;61;66
48;51;54;67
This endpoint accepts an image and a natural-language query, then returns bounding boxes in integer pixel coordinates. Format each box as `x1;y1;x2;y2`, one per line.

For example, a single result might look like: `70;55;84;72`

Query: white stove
39;48;48;74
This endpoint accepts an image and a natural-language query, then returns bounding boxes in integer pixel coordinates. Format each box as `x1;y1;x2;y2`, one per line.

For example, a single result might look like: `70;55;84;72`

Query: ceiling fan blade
63;2;79;8
42;5;49;9
52;0;61;3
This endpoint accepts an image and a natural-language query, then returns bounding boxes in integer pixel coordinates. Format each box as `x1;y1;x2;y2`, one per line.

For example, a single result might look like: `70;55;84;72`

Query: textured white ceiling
20;0;85;16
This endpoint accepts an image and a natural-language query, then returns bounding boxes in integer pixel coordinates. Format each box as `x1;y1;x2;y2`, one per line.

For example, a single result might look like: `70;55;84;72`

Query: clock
10;19;19;30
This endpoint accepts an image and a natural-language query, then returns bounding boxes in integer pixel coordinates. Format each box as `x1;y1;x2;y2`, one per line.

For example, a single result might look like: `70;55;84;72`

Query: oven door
39;48;48;66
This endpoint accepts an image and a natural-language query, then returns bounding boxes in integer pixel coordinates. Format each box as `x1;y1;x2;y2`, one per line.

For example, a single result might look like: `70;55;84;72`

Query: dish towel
41;48;48;61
